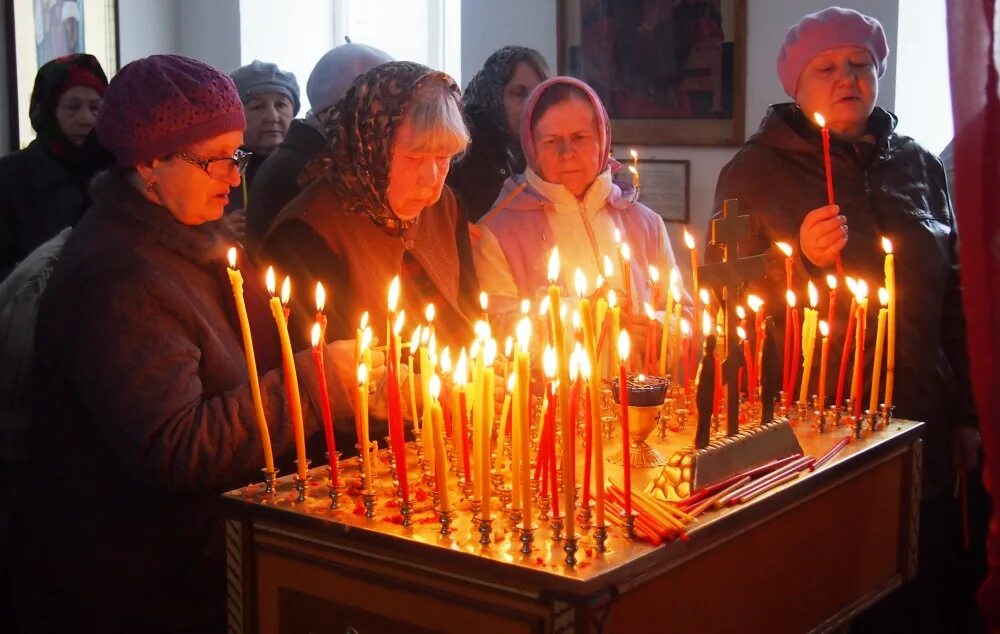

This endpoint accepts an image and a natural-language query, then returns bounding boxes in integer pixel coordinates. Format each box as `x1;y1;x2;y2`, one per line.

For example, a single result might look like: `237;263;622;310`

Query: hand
325;338;386;394
952;426;982;472
799;205;847;267
224;208;247;241
468;221;483;242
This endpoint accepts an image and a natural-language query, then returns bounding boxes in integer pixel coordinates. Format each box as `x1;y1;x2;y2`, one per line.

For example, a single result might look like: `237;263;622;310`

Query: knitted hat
777;7;889;97
96;55;246;166
230;60;301;115
306;41;392;113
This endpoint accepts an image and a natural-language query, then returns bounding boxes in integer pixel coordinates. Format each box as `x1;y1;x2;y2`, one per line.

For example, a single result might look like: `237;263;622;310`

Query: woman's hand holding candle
799;205;848;268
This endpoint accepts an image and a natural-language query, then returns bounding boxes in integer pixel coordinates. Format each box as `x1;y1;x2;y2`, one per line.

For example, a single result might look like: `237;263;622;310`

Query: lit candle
580;352;595;511
775;242;794;392
515;319;532;525
814;112;835;206
479;291;490;325
620;241;633;312
629;148;640;188
882;238;895;410
826;274;838;340
407;326;421;435
388;308;409;503
671;287;683;382
659;269;676;376
784;289;798;399
747;294;764;404
851;281;869;417
738;325;750;399
608;290;621;375
835;277;858;408
311;322;338;485
681;319;692;393
420;304;436;470
684;229;698;301
454;349;472;486
547;248;574;536
643;302;656;374
817;321;831;411
617;330;633;518
315;281;327;341
429;374;449;513
481;338;496;521
357;363;373;493
266;269;308;481
869;288;889;416
576;271;604;527
798;282;819;405
226;249;275;474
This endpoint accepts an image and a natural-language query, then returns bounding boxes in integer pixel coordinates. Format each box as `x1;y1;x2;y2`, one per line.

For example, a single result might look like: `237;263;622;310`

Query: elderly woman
261;61;479;352
225;59;300;218
0;53;114;279
712;8;982;631
245;41;393;247
10;55;381;633
474;76;682;330
447;46;550;222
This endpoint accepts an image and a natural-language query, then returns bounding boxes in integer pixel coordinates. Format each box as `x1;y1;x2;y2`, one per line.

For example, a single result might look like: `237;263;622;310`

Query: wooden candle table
222;420;922;633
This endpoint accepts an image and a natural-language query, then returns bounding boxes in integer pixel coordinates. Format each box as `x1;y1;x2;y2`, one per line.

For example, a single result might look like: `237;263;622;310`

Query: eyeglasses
173;148;252;179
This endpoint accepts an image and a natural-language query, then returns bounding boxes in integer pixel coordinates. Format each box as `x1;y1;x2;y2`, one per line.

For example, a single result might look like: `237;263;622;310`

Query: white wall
177;0;241;73
118;0;180;65
895;0;952;154
461;0;558;88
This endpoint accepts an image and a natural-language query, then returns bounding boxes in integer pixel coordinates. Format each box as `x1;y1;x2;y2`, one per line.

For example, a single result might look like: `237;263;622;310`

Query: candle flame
539;295;550;315
440;346;452;374
479;291;488;312
736;305;746;320
669;268;680;287
702;310;712;336
484;338;497;366
520;299;530;315
620;242;631;262
808;280;819;308
424;303;436;323
819;320;829;337
845;276;858;295
504;336;513;358
627;165;638;177
681;319;690;335
574;268;587;297
506;372;516;393
881;237;893;254
569;348;580;381
595;275;605;289
617;330;630;360
775;242;793;258
648;265;660;284
265;266;276;295
454;349;468;384
311;322;322;348
613;228;622;244
878;287;889;306
644;302;655;320
280;277;291;305
315;282;326;312
814;112;826;128
560;302;568;320
630;148;638;161
737;325;747;341
547;247;560;282
360;311;369;330
683;229;695;250
786;289;797;308
856;279;869;300
699;288;711;305
361;326;372;350
826;274;837;290
516;317;531;347
393;310;405;336
607;290;617;308
388;275;400;312
543;345;557;378
357;363;368;386
603;255;614;278
747;294;764;312
409;325;421;350
579;350;592;379
572;309;581;330
227;247;237;269
671;285;682;303
470;339;480;360
429;373;441;400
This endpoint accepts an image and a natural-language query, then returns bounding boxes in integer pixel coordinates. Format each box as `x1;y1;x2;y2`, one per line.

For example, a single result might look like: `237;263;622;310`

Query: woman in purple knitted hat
8;54;385;633
711;7;984;631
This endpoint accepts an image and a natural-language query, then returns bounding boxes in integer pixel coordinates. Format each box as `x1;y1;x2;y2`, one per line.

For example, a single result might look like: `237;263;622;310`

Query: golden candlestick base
607;405;668;468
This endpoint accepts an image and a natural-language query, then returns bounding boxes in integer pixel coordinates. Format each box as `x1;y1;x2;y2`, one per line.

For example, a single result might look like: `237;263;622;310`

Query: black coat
245;119;328;249
446;109;522;223
712;104;976;493
0;136;113;278
11;169;355;632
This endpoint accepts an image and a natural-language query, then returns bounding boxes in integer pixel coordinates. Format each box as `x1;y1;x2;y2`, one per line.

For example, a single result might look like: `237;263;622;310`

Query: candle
882;238;895;410
481;338;496;521
581;354;594;508
429;374;450;513
388;309;409;503
547;248;574;536
680;319;692;393
617;330;633;518
266;270;308;481
798;282;819;405
671;287;683;382
826;274;838;340
747;294;764;404
420;305;437;470
629;148;640;188
453;350;471;486
576;273;604;527
608;290;622;376
869;288;889;416
775;242;794;391
311;323;338;484
738;326;751;401
357;363;373;493
479;291;490;325
851;281;869;417
684;230;698;302
515;318;532;524
814;112;835;206
835;277;858;407
659;269;677;376
643;302;657;374
784;290;798;399
225;249;275;473
407;327;421;433
315;281;327;341
816;321;830;411
620;241;633;312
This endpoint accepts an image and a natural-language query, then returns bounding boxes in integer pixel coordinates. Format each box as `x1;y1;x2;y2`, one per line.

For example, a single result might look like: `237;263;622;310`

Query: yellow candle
609;291;622;374
481;339;496;521
798;282;820;404
429;374;449;512
515;319;532;525
357;364;373;493
817;321;830;411
629;148;640;188
548;249;574;536
577;276;605;528
471;338;485;503
226;249;275;473
882;238;895;409
407;326;420;431
850;282;869;404
659;269;676;376
684;229;698;300
452;349;468;485
509;367;521;513
869;288;889;415
266;269;307;480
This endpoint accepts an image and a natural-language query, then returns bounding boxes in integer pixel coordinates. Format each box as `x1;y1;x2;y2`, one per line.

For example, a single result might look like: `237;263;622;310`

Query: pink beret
777;7;889;97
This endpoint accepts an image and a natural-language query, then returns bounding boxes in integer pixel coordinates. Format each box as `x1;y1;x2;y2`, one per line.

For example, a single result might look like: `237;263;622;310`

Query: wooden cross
698;199;766;435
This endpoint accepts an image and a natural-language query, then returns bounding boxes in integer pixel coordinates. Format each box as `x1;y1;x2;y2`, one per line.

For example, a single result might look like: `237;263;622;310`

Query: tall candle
835;278;859;407
826;275;838;340
576;276;604;527
684;229;698;302
748;294;764;401
784;289;797;397
547;249;574;536
671;292;683;382
643;302;657;374
798;282;820;404
814;112;844;276
882;238;896;410
429;375;450;513
738;326;752;402
617;330;633;518
480;339;496;521
315;282;328;341
357;364;373;492
311;323;338;484
620;242;633;313
453;350;470;485
226;249;275;473
776;242;794;391
869;288;889;415
659;270;677;376
266;270;307;481
817;321;831;411
408;327;421;434
387;309;409;503
515;319;532;524
851;282;869;416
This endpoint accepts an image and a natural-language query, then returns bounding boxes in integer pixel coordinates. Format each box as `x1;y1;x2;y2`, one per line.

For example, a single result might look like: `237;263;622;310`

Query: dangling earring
146;180;155;193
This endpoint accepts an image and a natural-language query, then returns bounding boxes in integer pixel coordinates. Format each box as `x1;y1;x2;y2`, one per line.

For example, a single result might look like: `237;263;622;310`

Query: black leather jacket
712;103;976;493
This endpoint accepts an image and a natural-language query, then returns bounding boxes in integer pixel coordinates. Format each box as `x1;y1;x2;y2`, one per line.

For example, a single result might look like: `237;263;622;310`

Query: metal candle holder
293;459;311;502
564;534;581;567
623;510;638;540
326;451;344;508
879;403;895;429
593;524;610;552
477;517;494;546
550;514;565;541
261;468;279;494
437;506;455;535
362;491;377;518
400;500;414;527
519;522;536;555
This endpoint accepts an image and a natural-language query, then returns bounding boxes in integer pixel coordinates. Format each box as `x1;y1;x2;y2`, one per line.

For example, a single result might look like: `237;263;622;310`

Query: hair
503;49;551;87
402;77;470;157
528;83;593;133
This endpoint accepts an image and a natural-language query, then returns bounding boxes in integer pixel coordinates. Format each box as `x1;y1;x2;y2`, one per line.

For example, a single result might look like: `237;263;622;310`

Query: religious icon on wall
3;0;119;149
557;0;746;146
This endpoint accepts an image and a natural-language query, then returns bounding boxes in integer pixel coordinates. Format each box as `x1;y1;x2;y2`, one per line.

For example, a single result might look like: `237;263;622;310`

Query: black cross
698;199;766;435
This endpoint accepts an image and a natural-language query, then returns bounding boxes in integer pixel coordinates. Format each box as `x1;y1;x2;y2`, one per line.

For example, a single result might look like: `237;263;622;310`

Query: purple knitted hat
777;7;889;98
96;54;247;166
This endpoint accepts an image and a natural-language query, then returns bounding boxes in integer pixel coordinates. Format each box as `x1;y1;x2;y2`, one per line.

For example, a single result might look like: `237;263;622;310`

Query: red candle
814;113;844;276
826;275;838;339
775;243;793;391
459;390;472;485
835;282;859;407
740;328;754;404
386;320;409;502
546;381;559;515
311;323;339;485
788;306;801;403
852;293;868;418
617;331;633;517
582;382;594;506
